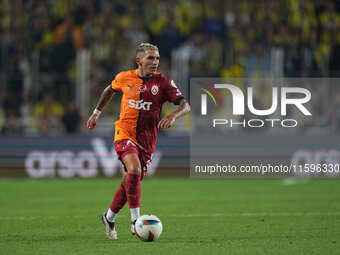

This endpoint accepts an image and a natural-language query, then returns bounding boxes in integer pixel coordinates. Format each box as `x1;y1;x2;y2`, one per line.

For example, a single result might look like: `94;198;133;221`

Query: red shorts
114;139;152;180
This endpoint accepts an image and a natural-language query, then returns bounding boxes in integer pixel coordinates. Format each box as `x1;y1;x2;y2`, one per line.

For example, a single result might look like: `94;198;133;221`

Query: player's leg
123;151;150;234
102;174;127;240
102;172;128;239
107;172;128;220
102;140;137;239
101;140;145;238
122;153;142;225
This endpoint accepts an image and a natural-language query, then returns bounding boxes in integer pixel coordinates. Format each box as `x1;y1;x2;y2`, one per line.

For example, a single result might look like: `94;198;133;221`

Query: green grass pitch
0;178;340;254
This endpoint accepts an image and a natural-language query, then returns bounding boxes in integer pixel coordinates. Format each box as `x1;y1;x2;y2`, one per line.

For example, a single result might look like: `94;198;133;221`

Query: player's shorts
114;139;152;180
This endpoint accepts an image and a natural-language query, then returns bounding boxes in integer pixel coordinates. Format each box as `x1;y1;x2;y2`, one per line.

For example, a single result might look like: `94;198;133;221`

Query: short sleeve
111;73;122;91
163;78;184;104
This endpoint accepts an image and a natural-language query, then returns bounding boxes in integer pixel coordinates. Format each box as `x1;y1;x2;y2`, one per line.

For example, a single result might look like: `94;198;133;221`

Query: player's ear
136;56;141;66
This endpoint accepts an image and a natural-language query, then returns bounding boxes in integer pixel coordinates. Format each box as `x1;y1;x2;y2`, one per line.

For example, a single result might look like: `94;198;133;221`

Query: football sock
106;208;117;223
126;173;141;210
130;208;140;222
109;184;127;215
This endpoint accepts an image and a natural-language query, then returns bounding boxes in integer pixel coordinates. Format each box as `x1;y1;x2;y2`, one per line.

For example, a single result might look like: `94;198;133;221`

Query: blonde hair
136;43;159;55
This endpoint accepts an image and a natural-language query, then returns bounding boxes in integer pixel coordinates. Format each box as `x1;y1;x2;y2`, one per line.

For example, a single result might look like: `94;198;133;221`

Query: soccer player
86;43;191;239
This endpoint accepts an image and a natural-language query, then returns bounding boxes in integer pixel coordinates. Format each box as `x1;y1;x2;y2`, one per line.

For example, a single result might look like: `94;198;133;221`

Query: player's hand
158;114;176;130
87;113;100;129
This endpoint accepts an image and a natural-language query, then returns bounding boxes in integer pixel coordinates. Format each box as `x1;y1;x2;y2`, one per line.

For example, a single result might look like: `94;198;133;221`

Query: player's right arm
87;85;116;129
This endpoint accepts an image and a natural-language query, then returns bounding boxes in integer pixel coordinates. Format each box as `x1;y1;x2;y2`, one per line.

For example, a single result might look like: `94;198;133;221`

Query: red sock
126;173;141;208
109;184;127;213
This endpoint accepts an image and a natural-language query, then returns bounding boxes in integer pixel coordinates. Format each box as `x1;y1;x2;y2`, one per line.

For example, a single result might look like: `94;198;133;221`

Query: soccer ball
134;214;163;242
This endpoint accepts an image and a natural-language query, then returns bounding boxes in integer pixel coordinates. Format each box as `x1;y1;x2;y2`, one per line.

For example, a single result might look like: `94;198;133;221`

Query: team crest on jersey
151;85;159;95
138;84;146;92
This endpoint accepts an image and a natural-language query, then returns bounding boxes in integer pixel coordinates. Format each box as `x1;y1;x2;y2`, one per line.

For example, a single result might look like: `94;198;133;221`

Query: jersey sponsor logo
151;85;159;95
128;99;152;110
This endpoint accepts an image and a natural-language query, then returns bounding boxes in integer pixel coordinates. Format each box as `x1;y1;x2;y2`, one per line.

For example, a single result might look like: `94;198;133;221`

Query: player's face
137;50;160;76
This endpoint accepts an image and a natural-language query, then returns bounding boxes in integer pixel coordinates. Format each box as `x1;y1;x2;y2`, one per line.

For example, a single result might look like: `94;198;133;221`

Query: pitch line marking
0;212;340;221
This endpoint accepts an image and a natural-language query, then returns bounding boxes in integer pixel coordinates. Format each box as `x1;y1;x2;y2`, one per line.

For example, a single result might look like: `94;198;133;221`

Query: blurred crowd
0;0;339;135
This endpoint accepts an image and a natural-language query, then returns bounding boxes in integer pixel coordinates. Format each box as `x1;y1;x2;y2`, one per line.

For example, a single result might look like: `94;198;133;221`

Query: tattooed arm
87;85;116;129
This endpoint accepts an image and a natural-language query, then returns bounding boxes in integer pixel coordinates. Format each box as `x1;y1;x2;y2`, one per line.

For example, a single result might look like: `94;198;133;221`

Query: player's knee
127;165;141;175
123;153;141;175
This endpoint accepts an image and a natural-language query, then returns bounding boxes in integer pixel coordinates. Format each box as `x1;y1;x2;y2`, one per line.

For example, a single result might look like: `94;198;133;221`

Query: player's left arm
158;98;191;130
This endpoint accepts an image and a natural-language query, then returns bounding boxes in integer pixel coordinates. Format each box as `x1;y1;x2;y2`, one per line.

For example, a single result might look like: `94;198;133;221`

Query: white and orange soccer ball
134;214;163;242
